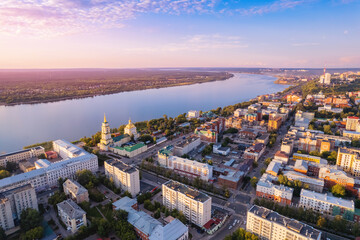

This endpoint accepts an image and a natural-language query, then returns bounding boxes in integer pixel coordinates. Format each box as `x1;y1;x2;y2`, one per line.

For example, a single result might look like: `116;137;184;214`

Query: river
0;73;287;153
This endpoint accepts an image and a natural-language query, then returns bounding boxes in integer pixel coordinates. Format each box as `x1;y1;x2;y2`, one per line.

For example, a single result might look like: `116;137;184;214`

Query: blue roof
113;197;188;239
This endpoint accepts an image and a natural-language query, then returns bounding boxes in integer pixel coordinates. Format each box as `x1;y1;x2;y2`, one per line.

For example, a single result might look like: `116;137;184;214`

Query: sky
0;0;359;68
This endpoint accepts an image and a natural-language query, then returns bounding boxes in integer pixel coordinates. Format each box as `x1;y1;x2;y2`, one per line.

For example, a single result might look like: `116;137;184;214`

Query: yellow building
124;119;139;140
337;147;360;176
292;153;322;164
98;114;113;151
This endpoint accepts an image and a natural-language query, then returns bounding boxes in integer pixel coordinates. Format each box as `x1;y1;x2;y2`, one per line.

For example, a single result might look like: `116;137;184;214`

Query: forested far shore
0;69;233;106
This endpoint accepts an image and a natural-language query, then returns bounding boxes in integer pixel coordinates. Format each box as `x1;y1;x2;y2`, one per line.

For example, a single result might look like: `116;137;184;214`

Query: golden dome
125;118;136;129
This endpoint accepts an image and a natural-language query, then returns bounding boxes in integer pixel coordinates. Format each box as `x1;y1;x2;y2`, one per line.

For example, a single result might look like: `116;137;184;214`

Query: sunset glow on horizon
0;0;359;69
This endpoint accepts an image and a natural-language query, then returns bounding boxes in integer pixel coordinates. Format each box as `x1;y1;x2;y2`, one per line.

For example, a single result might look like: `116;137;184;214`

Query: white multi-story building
283;171;324;192
337;147;360;176
173;136;201;156
234;108;248;117
187;110;200;119
104;159;140;197
0;146;45;167
167;156;213;181
319;73;331;85
346;116;359;131
162;180;211;227
299;189;354;215
247;205;321;240
0;184;38;230
0;140;98;193
256;177;293;205
157;145;174;167
57;199;87;234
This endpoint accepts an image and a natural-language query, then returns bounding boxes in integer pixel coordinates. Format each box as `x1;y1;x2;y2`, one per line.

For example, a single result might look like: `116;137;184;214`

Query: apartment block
57;199;87;234
247;205;321;240
162;180;211;227
173;136;200;156
299;189;354;215
0;146;45;167
63;179;89;204
167;156;213;181
256;178;293;205
0;140;98;193
337;147;360;176
105;159;140;197
0;184;38;230
346;116;359;131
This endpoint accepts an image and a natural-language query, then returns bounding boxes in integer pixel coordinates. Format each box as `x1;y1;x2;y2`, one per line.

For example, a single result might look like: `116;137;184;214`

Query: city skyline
0;0;359;68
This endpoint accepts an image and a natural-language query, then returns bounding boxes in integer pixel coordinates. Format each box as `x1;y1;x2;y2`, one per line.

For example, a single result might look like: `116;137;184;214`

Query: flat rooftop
175;136;200;148
113;142;145;152
106;159;137;174
163;180;210;203
301;189;354;210
158;145;173;156
249;205;321;239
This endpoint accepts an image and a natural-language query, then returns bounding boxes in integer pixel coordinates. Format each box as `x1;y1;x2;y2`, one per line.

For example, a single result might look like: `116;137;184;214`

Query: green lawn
87;207;102;219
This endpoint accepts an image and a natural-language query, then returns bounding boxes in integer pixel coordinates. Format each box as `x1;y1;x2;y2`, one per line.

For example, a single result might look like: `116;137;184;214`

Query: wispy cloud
292;42;320;46
237;0;314;15
125;34;248;52
0;0;217;37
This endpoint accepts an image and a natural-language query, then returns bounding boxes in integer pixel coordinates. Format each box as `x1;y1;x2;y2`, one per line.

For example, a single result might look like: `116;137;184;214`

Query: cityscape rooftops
105;159;137;174
163;180;210;202
249;205;321;239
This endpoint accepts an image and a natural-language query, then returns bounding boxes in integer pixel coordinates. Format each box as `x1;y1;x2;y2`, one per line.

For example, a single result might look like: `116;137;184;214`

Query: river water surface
0;73;287;153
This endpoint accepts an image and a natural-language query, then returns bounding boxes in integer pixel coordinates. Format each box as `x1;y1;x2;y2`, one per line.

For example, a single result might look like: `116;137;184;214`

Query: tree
0;170;10;179
0;227;6;240
264;158;272;166
316;216;326;228
20;209;42;232
58;177;66;191
5;162;17;172
21;226;44;240
224;189;230;198
323;125;332;135
331;184;346;197
97;219;111;237
76;169;97;187
250;177;258;188
122;191;132;198
260;168;266;175
154;209;161;219
48;191;67;207
115;210;129;221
